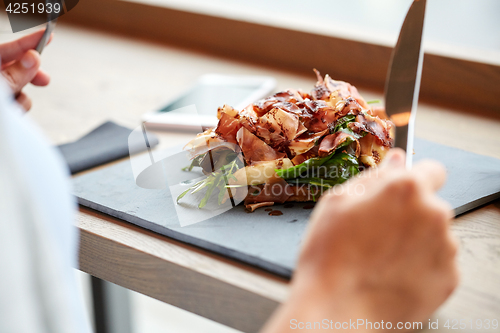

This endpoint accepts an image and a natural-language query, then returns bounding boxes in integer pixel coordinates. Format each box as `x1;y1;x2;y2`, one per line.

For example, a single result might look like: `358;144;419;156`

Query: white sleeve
0;79;92;333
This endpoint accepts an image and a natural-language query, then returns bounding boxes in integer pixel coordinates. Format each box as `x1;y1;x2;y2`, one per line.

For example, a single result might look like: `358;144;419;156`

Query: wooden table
23;24;500;333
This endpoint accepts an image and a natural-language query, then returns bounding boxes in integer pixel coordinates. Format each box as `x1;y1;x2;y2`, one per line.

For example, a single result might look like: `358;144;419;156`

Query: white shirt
0;79;91;333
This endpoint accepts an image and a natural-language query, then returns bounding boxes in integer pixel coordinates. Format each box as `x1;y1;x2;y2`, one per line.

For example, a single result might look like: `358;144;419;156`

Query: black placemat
73;138;500;277
58;121;159;174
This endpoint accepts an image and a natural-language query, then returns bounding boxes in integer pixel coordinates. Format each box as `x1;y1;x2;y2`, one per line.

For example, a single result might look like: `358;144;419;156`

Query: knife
384;0;427;169
35;0;59;54
12;1;58;99
35;19;57;55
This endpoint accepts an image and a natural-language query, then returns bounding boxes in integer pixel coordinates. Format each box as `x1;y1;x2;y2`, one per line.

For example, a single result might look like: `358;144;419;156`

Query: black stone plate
73;138;500;278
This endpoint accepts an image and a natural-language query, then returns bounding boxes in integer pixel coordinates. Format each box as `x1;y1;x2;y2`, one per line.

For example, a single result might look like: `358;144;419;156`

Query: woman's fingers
379;148;406;170
0;32;54;112
15;91;32;111
0;29;50;64
379;149;446;193
412;159;447;193
31;69;50;86
1;50;41;94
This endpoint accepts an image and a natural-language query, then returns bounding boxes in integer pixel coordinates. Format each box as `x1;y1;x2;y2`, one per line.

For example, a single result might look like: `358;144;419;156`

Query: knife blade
35;0;59;54
384;0;427;168
35;20;56;55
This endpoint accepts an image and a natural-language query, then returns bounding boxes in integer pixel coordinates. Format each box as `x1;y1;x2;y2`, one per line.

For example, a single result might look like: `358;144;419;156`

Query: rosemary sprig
181;154;205;172
177;159;241;208
176;180;204;203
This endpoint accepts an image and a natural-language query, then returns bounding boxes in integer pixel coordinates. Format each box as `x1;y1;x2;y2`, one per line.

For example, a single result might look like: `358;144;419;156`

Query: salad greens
182;154;204;172
178;114;363;207
278;152;359;190
177;159;239;208
276;134;357;180
332;114;356;133
274;154;333;180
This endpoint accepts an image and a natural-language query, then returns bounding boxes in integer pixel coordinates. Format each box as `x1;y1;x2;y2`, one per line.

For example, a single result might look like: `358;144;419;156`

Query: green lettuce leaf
275;136;356;180
333;114;356;133
285;152;359;187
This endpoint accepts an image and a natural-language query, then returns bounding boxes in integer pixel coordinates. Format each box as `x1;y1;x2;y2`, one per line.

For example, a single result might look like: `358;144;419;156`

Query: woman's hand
262;149;459;332
0;30;52;111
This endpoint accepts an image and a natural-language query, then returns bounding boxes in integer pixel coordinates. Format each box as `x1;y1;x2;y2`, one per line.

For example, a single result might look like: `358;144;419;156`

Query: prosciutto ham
236;127;286;164
183;70;394;209
184;129;238;160
289;129;328;156
318;131;360;157
349;112;393;147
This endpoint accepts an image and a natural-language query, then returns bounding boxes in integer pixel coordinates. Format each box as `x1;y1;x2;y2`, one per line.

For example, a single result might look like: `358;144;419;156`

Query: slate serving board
73;138;500;278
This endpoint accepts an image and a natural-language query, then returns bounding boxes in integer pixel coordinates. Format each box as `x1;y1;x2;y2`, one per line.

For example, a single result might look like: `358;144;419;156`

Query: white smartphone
142;74;276;131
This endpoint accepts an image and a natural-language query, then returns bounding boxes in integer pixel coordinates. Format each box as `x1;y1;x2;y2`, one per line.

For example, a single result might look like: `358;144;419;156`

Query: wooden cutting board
73;138;500;277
